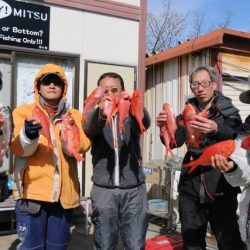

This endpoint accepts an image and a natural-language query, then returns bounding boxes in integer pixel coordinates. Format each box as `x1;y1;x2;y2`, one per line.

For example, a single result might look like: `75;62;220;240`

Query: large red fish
241;135;250;150
182;140;236;174
82;86;106;121
118;91;130;134
160;103;177;159
130;89;146;133
103;95;117;126
32;106;52;148
61;113;84;162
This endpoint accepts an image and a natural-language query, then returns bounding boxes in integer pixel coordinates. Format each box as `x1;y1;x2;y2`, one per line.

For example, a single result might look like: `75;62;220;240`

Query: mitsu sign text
0;0;50;50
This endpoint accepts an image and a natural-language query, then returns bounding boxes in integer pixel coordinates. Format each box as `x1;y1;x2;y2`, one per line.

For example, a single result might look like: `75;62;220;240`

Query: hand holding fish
82;86;106;121
98;94;117;121
25;117;42;140
190;115;218;134
241;135;250;150
211;154;235;173
156;111;167;127
26;116;42;126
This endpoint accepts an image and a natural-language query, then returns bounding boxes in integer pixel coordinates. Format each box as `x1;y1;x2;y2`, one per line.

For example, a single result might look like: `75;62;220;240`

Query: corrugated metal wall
222;81;249;122
144;50;212;163
144;59;180;163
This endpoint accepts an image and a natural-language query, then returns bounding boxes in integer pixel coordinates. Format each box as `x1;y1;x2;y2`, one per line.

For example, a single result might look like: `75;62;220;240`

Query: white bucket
148;199;168;214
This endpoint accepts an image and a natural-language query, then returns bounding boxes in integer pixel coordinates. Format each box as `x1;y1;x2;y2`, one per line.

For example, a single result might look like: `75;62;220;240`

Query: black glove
24;120;42;140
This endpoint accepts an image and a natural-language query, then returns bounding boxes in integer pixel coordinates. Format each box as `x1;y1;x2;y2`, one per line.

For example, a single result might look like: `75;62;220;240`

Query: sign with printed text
0;0;50;50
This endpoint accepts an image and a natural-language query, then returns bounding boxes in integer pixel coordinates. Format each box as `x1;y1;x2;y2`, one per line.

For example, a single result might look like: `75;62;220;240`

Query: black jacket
175;91;242;203
83;108;151;188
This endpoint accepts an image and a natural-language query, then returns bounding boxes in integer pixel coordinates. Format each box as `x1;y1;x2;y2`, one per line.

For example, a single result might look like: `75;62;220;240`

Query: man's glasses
41;76;62;87
104;87;121;94
190;80;212;90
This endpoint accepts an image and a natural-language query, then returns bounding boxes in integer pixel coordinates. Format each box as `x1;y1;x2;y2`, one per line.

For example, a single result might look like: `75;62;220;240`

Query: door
0;54;12;174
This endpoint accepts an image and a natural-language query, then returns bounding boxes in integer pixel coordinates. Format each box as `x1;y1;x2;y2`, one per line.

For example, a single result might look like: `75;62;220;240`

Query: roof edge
146;28;250;66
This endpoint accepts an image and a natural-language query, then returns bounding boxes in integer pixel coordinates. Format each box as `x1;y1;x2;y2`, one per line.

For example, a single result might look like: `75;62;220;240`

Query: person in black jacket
156;65;246;250
83;72;150;250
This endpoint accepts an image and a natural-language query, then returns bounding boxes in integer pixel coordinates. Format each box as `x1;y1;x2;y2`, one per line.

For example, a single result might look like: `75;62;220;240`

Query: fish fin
74;153;84;162
188;166;196;174
138;121;147;134
182;162;197;174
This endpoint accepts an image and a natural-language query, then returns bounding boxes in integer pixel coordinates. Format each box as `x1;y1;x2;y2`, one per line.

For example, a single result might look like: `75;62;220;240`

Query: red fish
160;103;177;159
82;86;106;121
0;106;13;159
160;126;175;160
182;104;208;148
103;95;117;126
241;135;250;150
182;103;197;147
118;91;130;134
192;110;208;146
61;113;84;162
130;90;146;133
183;140;236;174
32;106;52;148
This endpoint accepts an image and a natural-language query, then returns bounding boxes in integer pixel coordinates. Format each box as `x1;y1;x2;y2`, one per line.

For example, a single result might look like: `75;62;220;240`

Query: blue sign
143;167;152;176
0;0;50;50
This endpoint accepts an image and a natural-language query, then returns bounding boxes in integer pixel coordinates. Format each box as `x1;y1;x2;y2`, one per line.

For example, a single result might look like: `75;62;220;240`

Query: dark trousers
15;201;73;250
91;184;148;250
179;193;246;250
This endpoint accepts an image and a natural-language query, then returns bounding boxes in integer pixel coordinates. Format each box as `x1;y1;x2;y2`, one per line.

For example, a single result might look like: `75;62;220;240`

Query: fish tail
82;113;87;123
170;139;177;148
105;117;112;126
165;147;175;160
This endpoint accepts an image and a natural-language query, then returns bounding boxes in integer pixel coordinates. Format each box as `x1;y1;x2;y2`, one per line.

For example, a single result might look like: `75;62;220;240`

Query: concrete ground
0;219;218;250
0;222;164;250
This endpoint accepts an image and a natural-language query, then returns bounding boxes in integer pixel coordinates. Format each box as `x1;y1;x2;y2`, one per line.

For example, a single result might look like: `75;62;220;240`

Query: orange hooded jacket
11;64;91;209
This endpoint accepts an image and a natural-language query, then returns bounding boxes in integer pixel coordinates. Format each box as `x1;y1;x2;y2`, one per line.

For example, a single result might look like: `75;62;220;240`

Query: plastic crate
145;235;183;250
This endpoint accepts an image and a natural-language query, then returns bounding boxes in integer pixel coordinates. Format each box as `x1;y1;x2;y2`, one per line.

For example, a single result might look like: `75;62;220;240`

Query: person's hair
97;72;125;90
189;65;217;84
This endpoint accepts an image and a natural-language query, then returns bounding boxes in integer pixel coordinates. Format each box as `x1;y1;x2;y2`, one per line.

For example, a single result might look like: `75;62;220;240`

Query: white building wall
49;7;84;54
48;6;140;196
145;59;181;163
49;8;139;107
82;13;139;64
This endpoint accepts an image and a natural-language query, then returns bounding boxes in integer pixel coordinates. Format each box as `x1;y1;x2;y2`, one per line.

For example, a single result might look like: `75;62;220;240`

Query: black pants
179;193;246;250
91;184;148;250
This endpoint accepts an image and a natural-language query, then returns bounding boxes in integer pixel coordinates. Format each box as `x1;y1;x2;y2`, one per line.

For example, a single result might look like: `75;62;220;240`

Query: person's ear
212;81;217;90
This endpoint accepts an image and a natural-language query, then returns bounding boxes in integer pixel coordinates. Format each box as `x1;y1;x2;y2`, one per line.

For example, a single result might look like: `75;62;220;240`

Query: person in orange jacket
11;64;90;250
